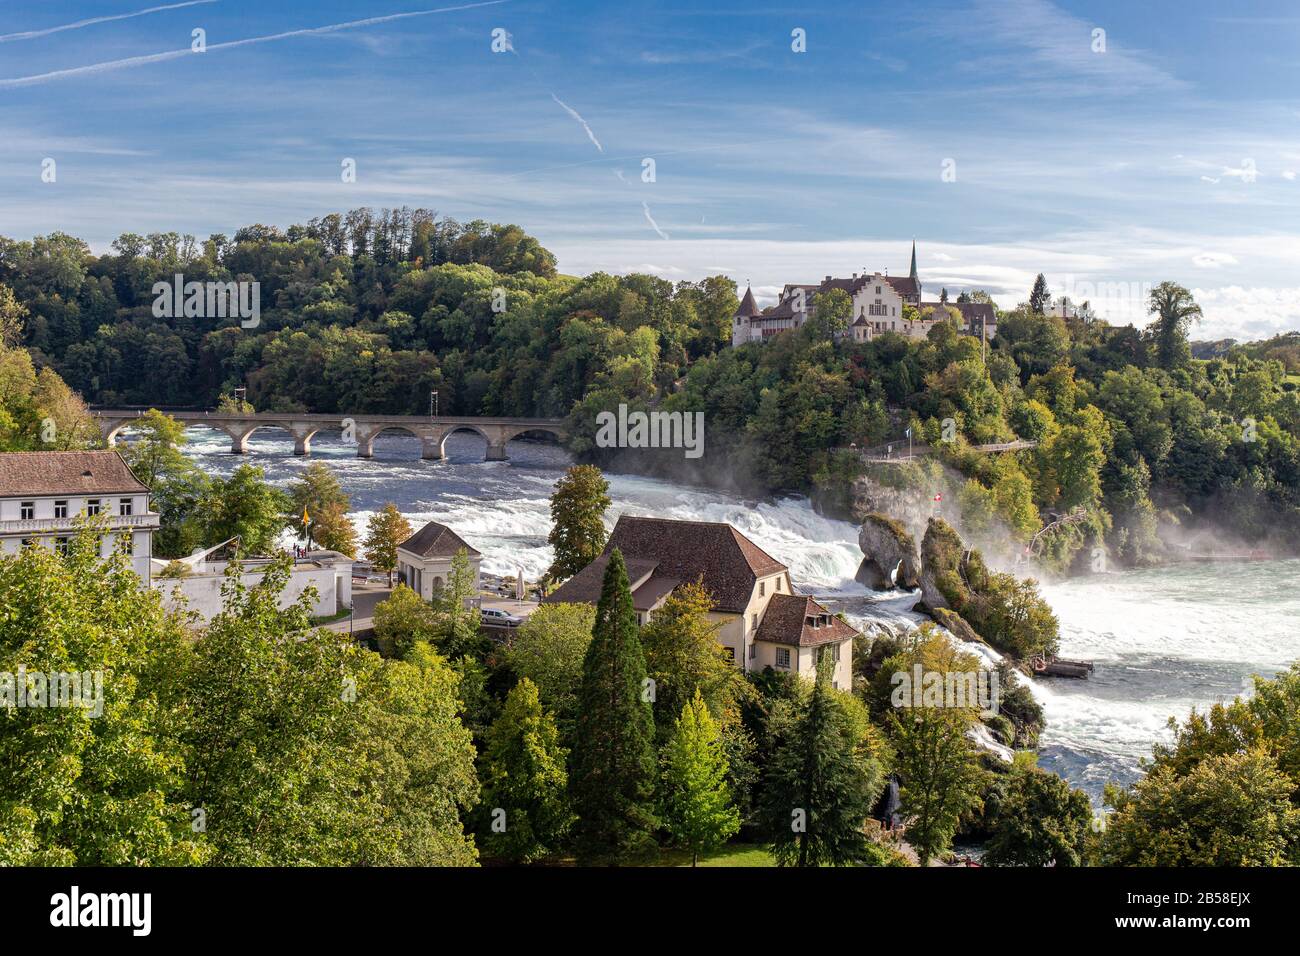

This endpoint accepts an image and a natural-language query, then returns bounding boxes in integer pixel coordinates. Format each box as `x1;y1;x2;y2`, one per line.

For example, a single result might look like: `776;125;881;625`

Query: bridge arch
498;424;567;446
357;424;433;460
231;422;301;455
436;424;496;461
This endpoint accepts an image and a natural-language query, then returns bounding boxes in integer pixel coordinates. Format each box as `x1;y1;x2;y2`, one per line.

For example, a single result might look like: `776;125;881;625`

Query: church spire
909;239;918;284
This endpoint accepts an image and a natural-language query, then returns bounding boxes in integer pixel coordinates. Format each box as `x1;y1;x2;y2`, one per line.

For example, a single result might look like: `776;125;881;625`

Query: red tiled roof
0;450;148;497
736;286;760;317
884;276;920;298
544;516;786;613
755;593;860;647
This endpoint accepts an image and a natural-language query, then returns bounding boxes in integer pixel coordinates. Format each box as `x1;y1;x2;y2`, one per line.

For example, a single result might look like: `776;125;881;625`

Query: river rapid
177;426;1300;801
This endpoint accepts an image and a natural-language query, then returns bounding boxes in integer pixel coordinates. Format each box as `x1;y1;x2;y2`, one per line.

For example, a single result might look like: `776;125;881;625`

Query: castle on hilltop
731;242;996;347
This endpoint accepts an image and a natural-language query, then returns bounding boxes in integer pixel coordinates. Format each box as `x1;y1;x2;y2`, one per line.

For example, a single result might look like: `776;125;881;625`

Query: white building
396;520;482;600
733;243;925;347
0;450;159;583
151;540;354;622
732;242;1000;347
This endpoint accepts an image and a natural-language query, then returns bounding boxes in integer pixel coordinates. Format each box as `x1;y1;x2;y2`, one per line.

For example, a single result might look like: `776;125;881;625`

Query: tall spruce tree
569;549;658;863
760;657;878;866
1029;273;1051;315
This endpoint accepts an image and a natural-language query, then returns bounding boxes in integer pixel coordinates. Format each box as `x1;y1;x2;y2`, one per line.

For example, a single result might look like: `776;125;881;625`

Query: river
177;425;1300;802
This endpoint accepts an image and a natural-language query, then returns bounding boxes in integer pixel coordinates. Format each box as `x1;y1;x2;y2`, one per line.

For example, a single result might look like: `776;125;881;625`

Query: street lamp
429;390;438;418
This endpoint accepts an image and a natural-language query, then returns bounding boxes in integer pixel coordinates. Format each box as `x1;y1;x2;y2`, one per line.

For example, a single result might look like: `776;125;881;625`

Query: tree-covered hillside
2;215;1297;565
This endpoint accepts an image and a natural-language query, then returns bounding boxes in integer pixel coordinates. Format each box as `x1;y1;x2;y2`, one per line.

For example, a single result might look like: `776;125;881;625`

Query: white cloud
1190;286;1300;340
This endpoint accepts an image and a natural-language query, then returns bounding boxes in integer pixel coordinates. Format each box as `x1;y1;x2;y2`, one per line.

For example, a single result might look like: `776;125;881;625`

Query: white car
480;607;523;627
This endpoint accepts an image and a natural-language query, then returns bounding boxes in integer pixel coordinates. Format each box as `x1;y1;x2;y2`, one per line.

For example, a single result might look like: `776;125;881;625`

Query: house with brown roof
396;520;482;600
0;450;160;584
544;515;856;689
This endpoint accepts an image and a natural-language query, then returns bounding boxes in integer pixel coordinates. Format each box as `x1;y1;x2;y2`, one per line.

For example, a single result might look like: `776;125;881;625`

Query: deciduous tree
546;464;610;583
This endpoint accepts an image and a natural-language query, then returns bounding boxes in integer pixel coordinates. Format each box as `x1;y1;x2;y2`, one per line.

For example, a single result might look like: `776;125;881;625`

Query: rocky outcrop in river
855;513;921;590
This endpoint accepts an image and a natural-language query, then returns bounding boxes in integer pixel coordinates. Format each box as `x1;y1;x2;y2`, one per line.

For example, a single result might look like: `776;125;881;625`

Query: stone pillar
421;436;445;461
357;435;374;459
293;431;312;456
485;441;509;462
230;432;250;454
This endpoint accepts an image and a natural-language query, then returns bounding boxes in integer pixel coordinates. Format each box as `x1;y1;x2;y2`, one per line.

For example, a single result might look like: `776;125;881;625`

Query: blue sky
3;0;1300;340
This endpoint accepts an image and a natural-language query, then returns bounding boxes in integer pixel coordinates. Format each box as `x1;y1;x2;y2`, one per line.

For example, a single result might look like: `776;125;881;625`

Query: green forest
1;209;1297;571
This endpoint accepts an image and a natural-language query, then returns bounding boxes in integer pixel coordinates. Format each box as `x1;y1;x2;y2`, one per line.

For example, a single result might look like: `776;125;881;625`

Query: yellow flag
302;506;311;527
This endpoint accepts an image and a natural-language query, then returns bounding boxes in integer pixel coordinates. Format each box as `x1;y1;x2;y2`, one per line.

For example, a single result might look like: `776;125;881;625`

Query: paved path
322;582;390;636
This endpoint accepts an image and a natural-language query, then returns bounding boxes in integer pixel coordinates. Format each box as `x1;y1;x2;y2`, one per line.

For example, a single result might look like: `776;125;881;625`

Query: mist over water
177;425;1300;801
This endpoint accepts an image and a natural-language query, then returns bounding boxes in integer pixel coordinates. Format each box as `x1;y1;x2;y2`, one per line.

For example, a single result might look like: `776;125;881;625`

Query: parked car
480;607;523;627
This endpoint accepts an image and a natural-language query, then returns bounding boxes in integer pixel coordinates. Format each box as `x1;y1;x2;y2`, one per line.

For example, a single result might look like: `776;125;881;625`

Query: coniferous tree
568;549;657;863
759;657;880;866
546;465;610;583
661;691;740;866
1029;273;1051;315
480;678;573;864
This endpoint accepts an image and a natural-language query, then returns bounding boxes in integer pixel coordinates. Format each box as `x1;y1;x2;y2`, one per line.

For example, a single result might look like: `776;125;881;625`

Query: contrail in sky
0;1;218;43
498;31;603;154
550;93;603;152
642;202;669;240
0;1;507;87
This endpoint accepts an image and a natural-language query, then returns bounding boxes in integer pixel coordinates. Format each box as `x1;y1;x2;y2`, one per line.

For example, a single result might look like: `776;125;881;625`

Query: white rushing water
172;424;1300;801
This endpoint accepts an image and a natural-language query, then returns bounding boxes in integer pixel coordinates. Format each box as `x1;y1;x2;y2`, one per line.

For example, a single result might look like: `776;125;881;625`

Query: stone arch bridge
92;409;570;461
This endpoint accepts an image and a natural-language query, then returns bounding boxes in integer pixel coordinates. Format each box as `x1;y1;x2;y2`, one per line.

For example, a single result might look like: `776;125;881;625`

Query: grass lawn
693;844;777;867
513;842;778;867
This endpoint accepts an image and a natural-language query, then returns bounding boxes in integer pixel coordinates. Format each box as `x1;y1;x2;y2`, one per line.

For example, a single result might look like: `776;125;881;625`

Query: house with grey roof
396;520;482;600
544;515;856;689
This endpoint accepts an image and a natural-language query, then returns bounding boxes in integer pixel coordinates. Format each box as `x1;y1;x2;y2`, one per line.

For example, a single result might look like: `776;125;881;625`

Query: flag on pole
933;493;943;502
302;506;311;527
